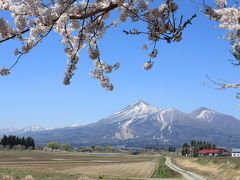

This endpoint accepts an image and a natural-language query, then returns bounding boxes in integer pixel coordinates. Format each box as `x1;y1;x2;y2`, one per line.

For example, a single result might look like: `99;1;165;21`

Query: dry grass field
0;151;161;180
173;156;240;180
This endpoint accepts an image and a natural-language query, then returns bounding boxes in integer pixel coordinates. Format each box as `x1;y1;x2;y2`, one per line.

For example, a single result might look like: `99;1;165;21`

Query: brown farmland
0;151;160;179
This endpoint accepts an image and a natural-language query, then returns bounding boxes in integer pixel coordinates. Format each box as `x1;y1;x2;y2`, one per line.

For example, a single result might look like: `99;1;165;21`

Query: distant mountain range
2;101;240;148
0;124;81;136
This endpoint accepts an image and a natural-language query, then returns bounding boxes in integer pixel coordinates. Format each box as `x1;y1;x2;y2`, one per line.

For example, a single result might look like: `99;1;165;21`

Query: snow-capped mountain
0;126;47;136
0;124;81;136
14;101;240;148
191;107;220;122
100;100;159;124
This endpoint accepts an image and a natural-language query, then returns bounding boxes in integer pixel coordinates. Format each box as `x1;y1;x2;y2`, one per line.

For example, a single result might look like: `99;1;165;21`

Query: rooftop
232;149;240;153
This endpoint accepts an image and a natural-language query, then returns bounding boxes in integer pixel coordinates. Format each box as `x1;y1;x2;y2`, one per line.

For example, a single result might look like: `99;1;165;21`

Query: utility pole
229;135;232;155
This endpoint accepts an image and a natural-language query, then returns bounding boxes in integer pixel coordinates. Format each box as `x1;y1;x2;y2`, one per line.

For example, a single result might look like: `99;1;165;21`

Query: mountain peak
191;107;220;122
191;107;211;116
196;107;209;111
100;100;159;124
4;102;240;148
128;100;150;108
118;100;159;116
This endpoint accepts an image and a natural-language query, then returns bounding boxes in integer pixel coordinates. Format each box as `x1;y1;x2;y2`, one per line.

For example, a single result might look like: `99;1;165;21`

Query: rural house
231;149;240;157
198;148;229;157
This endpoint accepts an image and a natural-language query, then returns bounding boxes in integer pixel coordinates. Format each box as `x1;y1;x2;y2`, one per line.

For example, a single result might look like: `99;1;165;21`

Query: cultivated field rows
0;151;160;179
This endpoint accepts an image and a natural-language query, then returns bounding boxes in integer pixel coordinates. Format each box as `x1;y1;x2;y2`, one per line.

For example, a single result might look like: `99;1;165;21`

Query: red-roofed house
198;148;229;157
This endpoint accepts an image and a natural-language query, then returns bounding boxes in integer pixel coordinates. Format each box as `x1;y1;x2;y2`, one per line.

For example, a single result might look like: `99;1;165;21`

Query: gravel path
165;157;206;180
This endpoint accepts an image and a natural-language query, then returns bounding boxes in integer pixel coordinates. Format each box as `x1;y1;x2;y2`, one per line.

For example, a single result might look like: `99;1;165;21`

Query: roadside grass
195;157;240;169
173;156;240;180
235;159;240;169
153;157;181;178
195;158;210;165
172;157;212;178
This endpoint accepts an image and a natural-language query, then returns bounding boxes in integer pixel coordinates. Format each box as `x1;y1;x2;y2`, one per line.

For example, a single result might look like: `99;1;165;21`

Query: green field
0;150;173;180
153;156;181;178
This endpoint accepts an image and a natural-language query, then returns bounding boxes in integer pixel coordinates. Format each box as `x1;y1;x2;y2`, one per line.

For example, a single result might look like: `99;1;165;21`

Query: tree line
182;140;216;156
0;135;35;150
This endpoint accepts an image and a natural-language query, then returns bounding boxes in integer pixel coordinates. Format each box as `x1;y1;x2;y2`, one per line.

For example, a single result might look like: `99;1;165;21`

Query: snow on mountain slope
0;124;81;136
67;123;81;128
101;101;240;142
158;109;176;131
191;107;237;125
4;101;240;148
109;102;240;143
100;100;160;124
196;110;218;122
101;100;160;140
191;107;220;121
112;106;190;140
114;100;159;118
0;126;47;135
22;126;46;132
114;118;135;140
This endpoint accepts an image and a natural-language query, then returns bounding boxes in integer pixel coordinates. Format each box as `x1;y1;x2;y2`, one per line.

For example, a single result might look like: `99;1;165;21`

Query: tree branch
69;3;118;20
0;29;29;44
206;75;240;90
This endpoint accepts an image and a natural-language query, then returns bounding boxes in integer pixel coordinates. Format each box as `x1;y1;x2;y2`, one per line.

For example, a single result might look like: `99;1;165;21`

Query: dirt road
165;157;206;180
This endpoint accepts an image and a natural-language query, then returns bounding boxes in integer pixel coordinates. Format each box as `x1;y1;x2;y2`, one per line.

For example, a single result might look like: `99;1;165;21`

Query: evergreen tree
182;143;190;156
0;135;35;149
0;135;7;147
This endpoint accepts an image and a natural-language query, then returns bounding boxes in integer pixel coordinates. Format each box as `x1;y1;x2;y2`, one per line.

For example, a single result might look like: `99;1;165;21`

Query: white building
231;149;240;157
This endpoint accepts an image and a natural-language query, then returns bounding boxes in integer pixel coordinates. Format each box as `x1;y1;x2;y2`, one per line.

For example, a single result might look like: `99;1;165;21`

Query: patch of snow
196;110;217;122
23;126;46;133
102;100;160;124
114;118;135;140
67;123;81;128
0;126;47;134
113;100;160;119
114;132;122;139
158;109;176;131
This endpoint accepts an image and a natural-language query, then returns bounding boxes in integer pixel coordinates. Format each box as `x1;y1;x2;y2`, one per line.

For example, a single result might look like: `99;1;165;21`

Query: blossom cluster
122;0;196;70
205;0;240;65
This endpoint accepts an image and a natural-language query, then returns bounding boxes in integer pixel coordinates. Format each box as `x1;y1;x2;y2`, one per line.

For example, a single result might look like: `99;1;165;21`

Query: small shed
231;149;240;157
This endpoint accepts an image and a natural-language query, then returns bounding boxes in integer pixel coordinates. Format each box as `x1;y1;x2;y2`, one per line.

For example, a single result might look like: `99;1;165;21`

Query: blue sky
0;0;240;128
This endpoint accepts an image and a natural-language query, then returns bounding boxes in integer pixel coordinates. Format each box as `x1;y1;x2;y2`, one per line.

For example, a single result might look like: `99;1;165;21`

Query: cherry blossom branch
206;75;240;90
0;0;197;91
69;3;118;20
0;29;30;44
202;0;240;96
